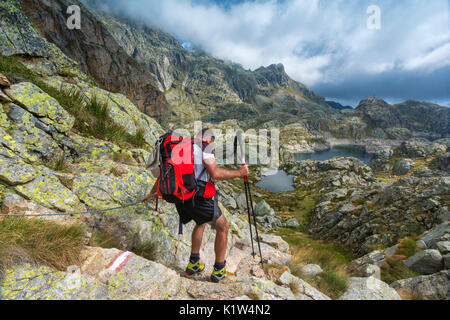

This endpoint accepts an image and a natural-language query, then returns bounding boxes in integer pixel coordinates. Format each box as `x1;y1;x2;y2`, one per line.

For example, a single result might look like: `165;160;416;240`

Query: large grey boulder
285;218;300;228
235;193;247;211
255;200;275;217
384;244;399;256
259;234;289;253
338;277;402;300
419;222;450;249
0;155;38;185
300;264;323;277
278;271;331;300
7;82;75;133
222;196;237;210
0;265;132;300
346;250;386;276
393;159;415;176
390;271;448;300
403;250;443;275
443;254;450;269
436;241;450;255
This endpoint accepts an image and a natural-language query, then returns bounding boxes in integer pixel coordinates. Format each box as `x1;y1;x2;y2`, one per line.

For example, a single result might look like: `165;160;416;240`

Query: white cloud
402;42;450;72
104;0;450;88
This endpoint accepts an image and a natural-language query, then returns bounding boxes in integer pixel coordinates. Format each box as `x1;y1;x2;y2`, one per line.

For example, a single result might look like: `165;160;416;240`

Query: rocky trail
0;0;449;300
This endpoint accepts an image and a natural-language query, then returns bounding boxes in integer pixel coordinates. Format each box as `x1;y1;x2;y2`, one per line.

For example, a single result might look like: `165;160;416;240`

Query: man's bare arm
204;159;249;181
142;181;158;202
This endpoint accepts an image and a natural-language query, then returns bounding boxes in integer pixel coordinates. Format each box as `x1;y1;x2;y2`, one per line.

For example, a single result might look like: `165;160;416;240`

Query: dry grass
288;247;349;299
263;263;289;282
380;255;420;284
396;288;424;300
0;217;86;272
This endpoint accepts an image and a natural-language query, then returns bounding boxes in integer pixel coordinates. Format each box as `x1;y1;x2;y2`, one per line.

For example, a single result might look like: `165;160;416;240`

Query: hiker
142;129;249;283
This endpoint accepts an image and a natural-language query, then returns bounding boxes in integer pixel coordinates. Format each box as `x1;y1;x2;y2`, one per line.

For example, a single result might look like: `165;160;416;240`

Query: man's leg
213;214;229;263
191;223;207;255
185;223;207;277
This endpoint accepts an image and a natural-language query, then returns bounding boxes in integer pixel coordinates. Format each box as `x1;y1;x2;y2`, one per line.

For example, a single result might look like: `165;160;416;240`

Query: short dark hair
196;128;215;140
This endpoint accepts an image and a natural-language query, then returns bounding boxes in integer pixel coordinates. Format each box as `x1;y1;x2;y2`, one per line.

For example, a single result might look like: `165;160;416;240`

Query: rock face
346;251;386;278
356;97;450;139
0;264;131;300
419;223;450;249
277;271;331;300
390;271;449;300
393;159;414;176
0;248;284;300
339;277;402;300
403;250;444;275
300;264;323;277
284;149;449;255
1;0;448;302
254;200;282;230
13;0;169;120
7;82;75;133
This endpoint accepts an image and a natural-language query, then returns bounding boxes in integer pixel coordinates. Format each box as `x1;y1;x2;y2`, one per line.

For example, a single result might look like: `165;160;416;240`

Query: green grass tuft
0;54;148;149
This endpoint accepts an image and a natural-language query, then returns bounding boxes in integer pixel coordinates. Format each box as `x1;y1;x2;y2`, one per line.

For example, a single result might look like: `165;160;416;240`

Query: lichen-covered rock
0;264;134;300
45;78;163;146
73;167;154;209
6;103;63;158
338;277;401;300
0;155;37;185
403;249;444;275
79;247;301;300
15;171;85;212
7;82;74;133
0;129;39;163
57;133;121;161
390;271;448;300
443;254;450;269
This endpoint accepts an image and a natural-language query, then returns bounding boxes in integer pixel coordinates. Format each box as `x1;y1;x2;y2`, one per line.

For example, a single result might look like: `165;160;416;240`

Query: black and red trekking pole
236;130;264;266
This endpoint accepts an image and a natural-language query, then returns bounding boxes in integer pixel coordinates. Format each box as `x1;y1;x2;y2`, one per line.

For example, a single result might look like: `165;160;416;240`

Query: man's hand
142;192;157;203
239;164;249;177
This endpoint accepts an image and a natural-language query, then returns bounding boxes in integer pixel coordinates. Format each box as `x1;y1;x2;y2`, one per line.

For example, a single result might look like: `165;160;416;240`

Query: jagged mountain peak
356;96;391;110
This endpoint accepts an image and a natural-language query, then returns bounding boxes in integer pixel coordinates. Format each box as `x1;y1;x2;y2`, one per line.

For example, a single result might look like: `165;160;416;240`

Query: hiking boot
184;260;205;278
210;266;235;283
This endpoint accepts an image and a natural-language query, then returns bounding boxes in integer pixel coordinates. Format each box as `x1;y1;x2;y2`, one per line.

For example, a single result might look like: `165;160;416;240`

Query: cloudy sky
94;0;450;107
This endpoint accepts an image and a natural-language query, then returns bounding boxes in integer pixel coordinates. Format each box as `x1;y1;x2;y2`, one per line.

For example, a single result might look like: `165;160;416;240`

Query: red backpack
155;132;216;203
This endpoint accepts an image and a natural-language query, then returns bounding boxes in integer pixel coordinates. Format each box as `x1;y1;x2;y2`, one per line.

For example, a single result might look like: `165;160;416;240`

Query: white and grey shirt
193;142;215;182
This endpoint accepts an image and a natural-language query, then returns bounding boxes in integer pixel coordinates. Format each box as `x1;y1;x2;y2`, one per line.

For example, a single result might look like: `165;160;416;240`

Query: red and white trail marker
105;251;135;273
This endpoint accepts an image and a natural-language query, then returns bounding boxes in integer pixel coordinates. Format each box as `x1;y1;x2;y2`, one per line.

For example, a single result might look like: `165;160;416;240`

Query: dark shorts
175;196;222;226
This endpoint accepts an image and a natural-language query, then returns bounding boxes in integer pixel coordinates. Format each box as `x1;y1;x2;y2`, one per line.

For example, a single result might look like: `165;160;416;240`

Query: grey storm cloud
85;0;450;106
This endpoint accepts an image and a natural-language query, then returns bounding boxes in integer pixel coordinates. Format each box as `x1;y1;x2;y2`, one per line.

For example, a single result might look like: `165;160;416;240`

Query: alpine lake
256;145;372;193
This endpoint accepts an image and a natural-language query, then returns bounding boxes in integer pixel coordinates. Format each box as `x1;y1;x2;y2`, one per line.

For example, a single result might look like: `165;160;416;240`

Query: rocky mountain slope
0;0;449;301
17;0;169;120
85;1;449;142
